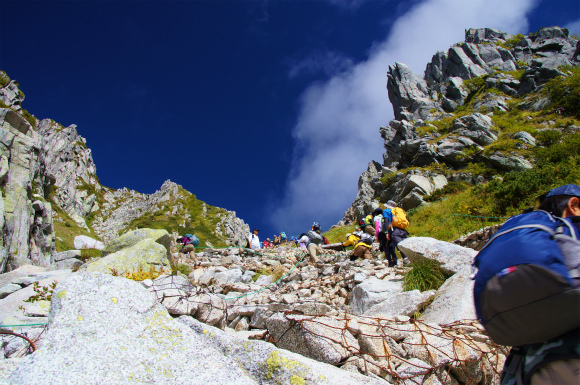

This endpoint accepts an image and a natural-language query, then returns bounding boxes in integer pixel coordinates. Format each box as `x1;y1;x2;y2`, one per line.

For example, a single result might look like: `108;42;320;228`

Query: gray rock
465;27;512;44
387;63;439;122
254;274;273;286
353;272;367;283
84;238;171;275
214;268;243;285
73;235;104;250
102;228;171;257
266;312;359;365
474;94;508;112
3;272;256;385
363;289;436;318
52;257;84;271
451;113;498;146
486;152;533;171
420;267;476;324
350;277;403;315
292;302;333;316
52;250;81;263
513;131;536;146
0;283;21;299
179;316;385;385
10;276;41;287
0;269;71;327
397;237;477;275
151;274;197;316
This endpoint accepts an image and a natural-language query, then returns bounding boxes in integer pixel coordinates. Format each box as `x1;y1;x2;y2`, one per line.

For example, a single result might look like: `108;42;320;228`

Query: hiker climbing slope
178;233;199;264
298;223;324;263
343;231;373;261
383;200;410;267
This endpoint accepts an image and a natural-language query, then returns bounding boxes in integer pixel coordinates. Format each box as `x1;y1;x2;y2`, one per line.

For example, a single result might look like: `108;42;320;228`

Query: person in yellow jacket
343;231;372;261
364;213;377;237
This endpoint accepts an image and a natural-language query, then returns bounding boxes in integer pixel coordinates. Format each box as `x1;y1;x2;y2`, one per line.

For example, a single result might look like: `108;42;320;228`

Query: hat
545;184;580;198
253;228;259;232
386;200;397;208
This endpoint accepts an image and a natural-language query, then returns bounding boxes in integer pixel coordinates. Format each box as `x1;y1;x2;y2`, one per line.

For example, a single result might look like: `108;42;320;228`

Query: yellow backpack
391;207;409;229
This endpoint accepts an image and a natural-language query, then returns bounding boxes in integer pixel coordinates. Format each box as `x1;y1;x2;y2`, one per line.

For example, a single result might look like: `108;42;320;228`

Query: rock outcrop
343;27;580;221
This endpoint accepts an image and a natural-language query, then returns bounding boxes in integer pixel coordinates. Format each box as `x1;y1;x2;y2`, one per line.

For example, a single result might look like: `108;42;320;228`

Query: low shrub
79;248;102;261
535;130;562;147
403;259;446;292
175;263;192;276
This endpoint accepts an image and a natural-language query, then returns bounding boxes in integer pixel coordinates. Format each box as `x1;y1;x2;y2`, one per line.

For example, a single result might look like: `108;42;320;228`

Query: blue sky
1;0;579;240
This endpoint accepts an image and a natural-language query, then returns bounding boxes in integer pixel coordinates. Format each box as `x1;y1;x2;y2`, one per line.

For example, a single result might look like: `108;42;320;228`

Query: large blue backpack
473;210;580;346
183;233;199;247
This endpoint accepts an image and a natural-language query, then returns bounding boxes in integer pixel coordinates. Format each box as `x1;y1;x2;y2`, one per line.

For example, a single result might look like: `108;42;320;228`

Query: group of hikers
175;185;580;385
349;200;411;267
261;232;292;248
242;200;412;267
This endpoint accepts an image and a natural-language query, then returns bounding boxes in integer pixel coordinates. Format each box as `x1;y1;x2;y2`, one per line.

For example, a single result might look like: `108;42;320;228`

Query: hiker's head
386;200;397;208
312;224;321;232
253;228;259;234
539;184;580;217
345;233;351;240
373;208;382;216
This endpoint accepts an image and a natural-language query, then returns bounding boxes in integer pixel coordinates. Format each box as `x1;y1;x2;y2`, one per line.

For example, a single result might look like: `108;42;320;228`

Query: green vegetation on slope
545;65;580;118
123;187;229;248
51;202;97;252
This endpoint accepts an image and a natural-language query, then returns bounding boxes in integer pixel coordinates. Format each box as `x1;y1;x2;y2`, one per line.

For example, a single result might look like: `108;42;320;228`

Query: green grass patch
79;248;102;261
494;34;524;50
323;224;358;245
49;196;99;252
408;186;505;241
424;181;471;202
252;265;286;283
175;263;192;276
403;259;446;292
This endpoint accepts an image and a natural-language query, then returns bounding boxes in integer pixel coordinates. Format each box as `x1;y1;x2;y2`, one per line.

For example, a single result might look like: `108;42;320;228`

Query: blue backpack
382;208;393;232
473;210;580;346
183;234;199;247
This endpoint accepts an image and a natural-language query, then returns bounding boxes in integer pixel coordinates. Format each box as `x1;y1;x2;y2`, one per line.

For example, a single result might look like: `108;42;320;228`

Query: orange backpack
391;207;409;229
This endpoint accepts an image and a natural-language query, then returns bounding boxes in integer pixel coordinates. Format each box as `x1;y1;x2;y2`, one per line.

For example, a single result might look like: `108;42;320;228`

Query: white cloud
566;18;580;36
270;0;538;235
288;50;354;79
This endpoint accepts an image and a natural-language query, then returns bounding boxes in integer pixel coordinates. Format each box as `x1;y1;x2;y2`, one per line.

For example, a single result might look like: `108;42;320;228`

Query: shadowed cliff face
0;71;249;273
342;27;580;222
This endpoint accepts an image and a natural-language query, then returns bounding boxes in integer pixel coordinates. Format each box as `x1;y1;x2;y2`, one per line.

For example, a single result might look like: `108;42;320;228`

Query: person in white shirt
247;228;261;250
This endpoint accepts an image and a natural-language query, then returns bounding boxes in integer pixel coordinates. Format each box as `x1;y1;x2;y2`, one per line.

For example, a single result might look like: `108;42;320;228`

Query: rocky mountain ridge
343;26;580;220
0;73;249;273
